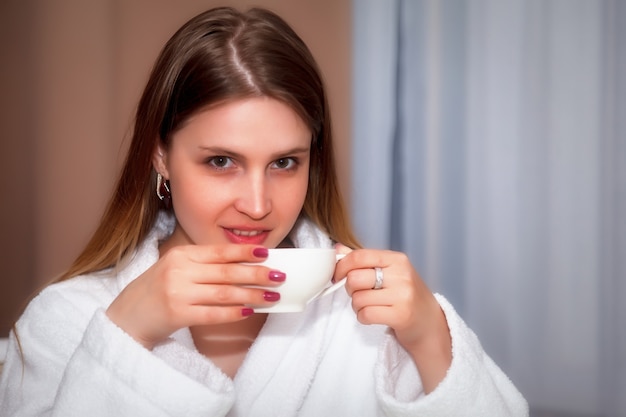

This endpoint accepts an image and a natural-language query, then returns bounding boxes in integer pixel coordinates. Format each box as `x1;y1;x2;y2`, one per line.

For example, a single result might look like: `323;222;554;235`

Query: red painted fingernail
263;291;281;302
269;270;286;282
241;308;255;317
253;247;268;258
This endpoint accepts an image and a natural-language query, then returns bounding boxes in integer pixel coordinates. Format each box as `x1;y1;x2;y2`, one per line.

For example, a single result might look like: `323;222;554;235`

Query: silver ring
373;267;384;289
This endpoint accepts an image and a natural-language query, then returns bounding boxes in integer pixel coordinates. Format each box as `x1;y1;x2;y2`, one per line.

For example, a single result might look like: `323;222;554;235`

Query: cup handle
307;253;347;303
311;277;347;301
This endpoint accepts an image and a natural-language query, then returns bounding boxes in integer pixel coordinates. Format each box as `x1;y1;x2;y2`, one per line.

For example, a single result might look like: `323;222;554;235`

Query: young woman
0;7;528;416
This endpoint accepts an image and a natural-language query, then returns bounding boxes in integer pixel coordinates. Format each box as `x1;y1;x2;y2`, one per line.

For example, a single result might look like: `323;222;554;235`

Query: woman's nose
233;172;272;219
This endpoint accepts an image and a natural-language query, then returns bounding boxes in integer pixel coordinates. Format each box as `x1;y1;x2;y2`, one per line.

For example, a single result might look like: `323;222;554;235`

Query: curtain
351;0;625;415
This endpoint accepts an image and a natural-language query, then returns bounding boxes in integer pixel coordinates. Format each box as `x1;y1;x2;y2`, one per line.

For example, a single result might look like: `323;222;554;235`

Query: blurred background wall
0;0;352;335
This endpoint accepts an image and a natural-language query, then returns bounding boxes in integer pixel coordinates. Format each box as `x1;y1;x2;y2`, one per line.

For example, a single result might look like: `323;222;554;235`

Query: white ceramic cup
247;248;346;313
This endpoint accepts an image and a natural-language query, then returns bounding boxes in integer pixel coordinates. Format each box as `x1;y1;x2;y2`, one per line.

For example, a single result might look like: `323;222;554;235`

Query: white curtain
351;0;625;415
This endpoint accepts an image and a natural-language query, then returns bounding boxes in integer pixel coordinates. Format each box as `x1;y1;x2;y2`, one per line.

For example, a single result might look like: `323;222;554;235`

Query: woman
0;7;528;416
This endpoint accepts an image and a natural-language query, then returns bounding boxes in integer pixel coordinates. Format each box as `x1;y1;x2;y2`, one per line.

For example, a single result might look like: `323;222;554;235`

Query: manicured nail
269;270;286;282
263;291;281;302
241;308;255;317
253;247;268;258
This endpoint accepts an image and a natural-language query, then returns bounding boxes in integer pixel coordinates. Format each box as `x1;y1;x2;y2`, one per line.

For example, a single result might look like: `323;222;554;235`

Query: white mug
246;248;346;313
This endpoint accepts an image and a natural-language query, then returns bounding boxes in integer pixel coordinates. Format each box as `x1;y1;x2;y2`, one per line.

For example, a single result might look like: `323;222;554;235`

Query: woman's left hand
333;244;452;393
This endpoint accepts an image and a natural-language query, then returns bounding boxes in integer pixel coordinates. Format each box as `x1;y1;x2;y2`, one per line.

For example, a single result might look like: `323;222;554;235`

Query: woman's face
154;97;311;249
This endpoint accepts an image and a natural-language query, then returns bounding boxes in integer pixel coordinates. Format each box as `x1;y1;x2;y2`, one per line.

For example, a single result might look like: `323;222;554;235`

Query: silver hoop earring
156;173;171;208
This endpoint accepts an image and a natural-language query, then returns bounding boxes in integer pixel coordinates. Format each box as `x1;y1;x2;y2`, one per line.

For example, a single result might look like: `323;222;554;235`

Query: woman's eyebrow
198;145;310;158
197;146;242;158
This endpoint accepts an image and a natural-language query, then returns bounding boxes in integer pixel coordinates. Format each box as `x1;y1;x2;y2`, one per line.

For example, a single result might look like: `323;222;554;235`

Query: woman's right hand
105;244;283;350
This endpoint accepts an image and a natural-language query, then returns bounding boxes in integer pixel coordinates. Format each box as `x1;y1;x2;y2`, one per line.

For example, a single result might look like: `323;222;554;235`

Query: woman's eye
207;156;234;169
273;158;297;170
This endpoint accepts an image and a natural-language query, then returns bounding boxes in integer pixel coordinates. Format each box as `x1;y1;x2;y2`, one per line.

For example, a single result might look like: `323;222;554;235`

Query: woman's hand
333;244;452;393
106;244;282;350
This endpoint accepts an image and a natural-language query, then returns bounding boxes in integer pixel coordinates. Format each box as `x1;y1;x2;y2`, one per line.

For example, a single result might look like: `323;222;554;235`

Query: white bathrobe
0;214;528;416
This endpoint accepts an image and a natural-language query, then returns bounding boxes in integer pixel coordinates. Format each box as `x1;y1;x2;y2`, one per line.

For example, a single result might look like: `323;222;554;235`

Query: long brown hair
58;7;359;282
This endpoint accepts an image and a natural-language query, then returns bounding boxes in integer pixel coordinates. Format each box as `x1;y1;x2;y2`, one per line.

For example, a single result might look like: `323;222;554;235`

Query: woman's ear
152;142;169;178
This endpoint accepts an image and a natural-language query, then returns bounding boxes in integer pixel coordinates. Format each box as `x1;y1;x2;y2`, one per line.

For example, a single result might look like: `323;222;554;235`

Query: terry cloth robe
0;213;528;417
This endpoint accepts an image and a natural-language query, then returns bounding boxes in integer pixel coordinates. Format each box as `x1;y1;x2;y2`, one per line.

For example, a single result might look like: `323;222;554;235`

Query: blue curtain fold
352;0;626;415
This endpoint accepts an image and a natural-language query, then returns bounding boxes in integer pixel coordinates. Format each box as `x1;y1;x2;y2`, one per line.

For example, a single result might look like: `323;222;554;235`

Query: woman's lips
231;229;263;237
224;227;270;244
